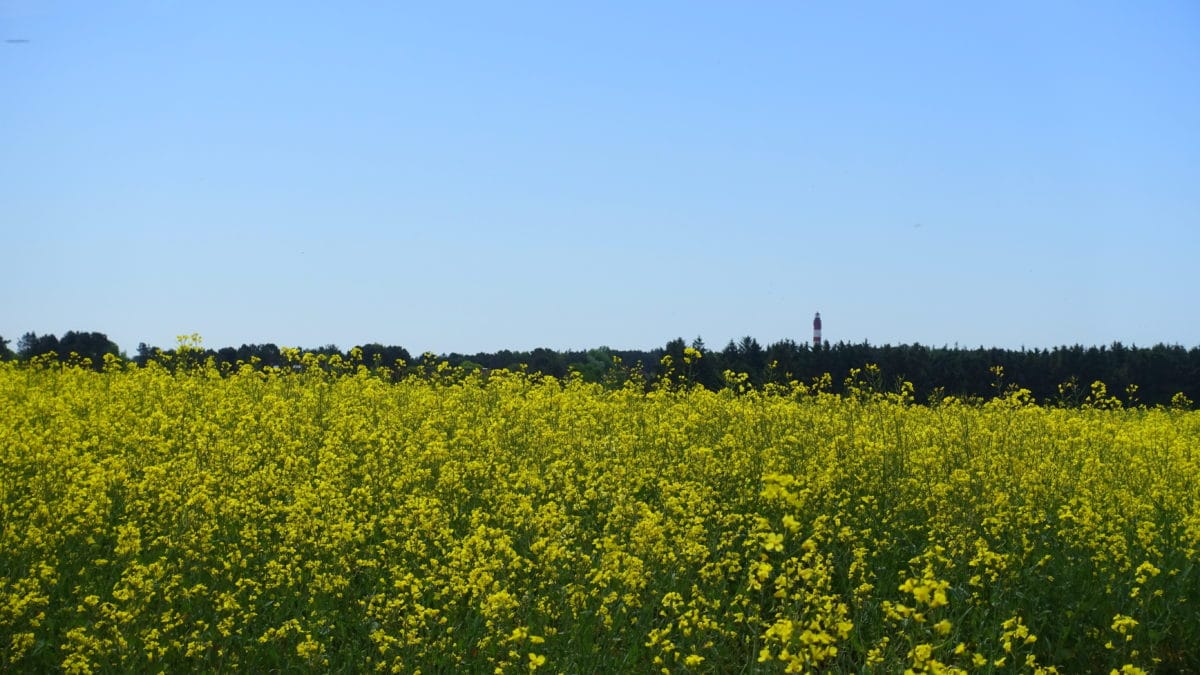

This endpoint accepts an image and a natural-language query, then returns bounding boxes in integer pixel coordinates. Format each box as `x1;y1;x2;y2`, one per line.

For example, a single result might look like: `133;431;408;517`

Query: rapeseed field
1;347;1197;673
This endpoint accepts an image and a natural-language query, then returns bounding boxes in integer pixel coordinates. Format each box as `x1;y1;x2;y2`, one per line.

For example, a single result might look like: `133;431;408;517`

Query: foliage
2;354;1198;673
14;331;1199;406
15;331;120;371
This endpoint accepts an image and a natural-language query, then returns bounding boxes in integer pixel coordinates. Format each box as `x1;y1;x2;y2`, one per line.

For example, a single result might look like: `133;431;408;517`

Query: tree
135;342;156;367
571;347;614;383
528;348;566;378
357;343;412;369
660;338;688;381
215;347;239;366
0;335;12;361
58;331;120;368
18;332;59;359
689;336;722;390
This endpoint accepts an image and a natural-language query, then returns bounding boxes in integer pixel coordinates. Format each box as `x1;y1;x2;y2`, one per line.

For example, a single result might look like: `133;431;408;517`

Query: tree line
3;331;1196;407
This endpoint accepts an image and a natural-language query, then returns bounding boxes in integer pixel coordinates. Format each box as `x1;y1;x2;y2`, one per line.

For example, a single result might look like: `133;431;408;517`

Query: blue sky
2;1;1197;355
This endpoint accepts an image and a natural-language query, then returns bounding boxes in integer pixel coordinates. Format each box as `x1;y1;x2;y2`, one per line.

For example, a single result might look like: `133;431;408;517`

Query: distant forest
3;331;1197;408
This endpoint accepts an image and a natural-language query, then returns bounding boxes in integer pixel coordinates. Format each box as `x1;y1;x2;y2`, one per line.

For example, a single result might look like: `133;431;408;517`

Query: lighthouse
813;312;822;348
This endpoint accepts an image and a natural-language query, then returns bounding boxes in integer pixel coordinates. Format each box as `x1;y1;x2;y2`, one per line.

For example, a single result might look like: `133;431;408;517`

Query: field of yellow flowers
2;349;1198;673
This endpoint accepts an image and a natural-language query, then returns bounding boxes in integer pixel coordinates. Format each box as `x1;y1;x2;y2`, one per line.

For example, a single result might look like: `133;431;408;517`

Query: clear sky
2;1;1198;355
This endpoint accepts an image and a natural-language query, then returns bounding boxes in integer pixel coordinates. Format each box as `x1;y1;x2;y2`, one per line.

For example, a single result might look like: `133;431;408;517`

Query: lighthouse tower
813;312;822;348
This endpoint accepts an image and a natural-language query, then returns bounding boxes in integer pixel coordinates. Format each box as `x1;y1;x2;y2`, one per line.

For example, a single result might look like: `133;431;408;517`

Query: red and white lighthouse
813;312;822;348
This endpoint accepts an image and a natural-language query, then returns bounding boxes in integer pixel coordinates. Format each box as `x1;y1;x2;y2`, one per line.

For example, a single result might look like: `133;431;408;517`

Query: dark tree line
442;337;1199;406
5;331;121;368
3;331;1196;407
133;342;415;372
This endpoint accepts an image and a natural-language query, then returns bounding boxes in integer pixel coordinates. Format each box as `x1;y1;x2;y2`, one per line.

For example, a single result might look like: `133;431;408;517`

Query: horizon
6;326;1199;359
3;2;1198;354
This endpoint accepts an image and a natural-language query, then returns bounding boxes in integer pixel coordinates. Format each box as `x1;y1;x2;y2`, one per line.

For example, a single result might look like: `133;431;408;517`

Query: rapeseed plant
0;355;1197;671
